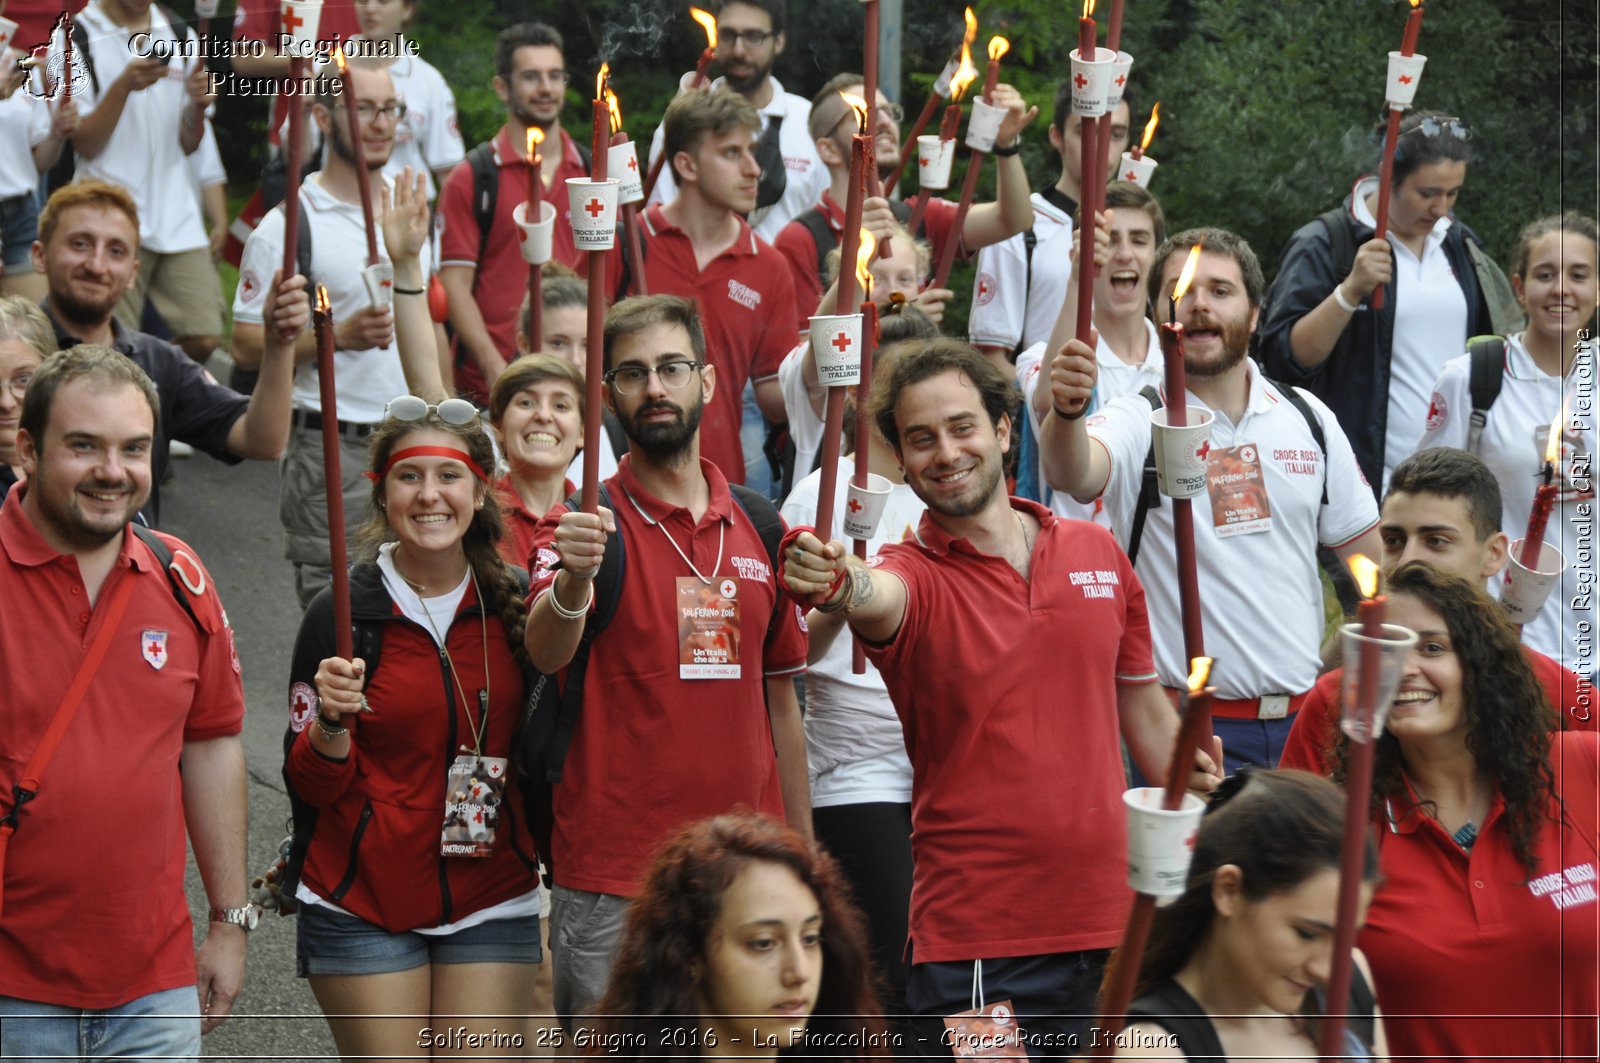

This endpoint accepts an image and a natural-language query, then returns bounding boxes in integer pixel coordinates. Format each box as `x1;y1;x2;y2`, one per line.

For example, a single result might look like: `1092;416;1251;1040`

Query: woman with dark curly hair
1336;561;1598;1061
588;812;888;1060
286;400;542;1059
1116;770;1387;1061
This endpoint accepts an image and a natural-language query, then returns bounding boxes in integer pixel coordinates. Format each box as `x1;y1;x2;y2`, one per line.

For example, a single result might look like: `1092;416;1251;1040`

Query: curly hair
589;812;886;1059
1333;562;1556;875
356;413;528;661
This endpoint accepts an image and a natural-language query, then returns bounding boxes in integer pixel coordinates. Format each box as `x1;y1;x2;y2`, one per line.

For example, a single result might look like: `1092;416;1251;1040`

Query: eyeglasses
719;29;773;47
384;395;482;426
4;372;33;400
355;102;408;123
603;360;704;396
1410;116;1471;142
517;70;570;86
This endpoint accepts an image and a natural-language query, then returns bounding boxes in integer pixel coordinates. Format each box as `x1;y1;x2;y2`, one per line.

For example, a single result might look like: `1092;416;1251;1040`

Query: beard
720;53;774;95
328;119;388;171
51;280;120;329
620;396;705;465
1183;310;1253;379
916;448;1005;519
33;469;144;550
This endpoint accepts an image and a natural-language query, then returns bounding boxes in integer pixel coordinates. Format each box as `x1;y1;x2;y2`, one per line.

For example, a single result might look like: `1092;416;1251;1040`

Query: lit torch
1521;406;1565;570
313;283;354;661
884;11;975;195
333;46;380;264
1131;102;1159;161
851;226;879;674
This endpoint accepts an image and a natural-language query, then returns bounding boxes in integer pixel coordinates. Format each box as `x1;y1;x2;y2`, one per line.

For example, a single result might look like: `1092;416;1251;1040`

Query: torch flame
333;44;347;73
987;36;1009;62
1348;554;1380;600
1187;656;1213;694
1139;102;1162;153
1545;403;1565;466
1409;0;1421;8
949;8;979;101
855;228;877;299
689;6;717;49
840;91;870;132
596;63;609;103
604;81;623;134
315;284;330;314
1172;244;1203;304
1082;0;1096;17
526;126;544;161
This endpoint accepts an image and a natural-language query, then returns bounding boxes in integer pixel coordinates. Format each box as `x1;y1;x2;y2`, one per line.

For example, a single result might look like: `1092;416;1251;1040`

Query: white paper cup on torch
360;261;394;309
1120;152;1158;188
280;0;324;57
195;0;220;17
1106;51;1135;110
1149;407;1215;498
1069;48;1115;119
1124;788;1204;898
607;141;645;204
565;178;621;251
1501;540;1566;626
809;313;863;387
1338;622;1420;741
1385;51;1427;108
0;18;20;56
513;201;557;265
916;136;955;190
842;473;894;541
964;98;1007;153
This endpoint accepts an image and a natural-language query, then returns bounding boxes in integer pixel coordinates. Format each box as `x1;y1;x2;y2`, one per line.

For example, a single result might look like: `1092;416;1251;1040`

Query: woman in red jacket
286;397;541;1058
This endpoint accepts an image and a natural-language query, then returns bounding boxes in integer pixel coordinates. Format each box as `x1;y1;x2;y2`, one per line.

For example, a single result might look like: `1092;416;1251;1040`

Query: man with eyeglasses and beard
439;22;592;403
523;294;809;1028
645;0;826;242
1039;228;1382;772
233;58;436;606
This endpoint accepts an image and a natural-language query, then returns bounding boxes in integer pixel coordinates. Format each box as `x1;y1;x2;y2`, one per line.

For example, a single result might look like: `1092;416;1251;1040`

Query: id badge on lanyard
943;961;1027;1059
1205;442;1274;537
677;576;741;679
441;755;507;857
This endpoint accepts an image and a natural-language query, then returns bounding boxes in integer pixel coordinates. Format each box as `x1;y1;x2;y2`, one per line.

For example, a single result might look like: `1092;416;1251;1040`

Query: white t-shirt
968;192;1073;353
374;39;464;200
776;339;826;493
1417;335;1597;678
646;76;827;243
1351;178;1469;488
780;468;921;807
0;92;51;198
1016;319;1164;521
1085;361;1379;697
233;173;433;423
54;2;208;253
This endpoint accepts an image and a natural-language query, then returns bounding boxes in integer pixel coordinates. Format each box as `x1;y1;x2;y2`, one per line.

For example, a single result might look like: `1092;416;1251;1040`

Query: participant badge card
1206;443;1273;537
676;577;741;679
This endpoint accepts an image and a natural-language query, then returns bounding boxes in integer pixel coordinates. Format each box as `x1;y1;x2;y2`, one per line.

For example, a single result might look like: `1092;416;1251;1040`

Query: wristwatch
209;905;260;932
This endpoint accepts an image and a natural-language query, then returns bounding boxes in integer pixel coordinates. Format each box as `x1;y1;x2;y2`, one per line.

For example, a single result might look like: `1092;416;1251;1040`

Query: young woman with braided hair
285;401;542;1060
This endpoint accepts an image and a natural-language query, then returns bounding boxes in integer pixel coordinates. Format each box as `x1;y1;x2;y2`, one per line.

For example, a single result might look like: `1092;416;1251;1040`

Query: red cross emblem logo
584;198;606;217
141;629;169;671
1124;169;1138;181
1195;439;1211;462
848;498;863;514
1073;72;1088;89
831;332;852;353
627;155;638;172
1397;74;1413;84
1115;74;1126;86
977;275;994;301
1186;832;1196;849
920;155;930;167
282;7;303;33
380;278;393;289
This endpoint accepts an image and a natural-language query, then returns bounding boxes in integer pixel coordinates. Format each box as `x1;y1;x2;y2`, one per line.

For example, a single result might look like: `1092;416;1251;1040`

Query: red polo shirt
611;204;799;484
1279;646;1598;774
0;491;244;1008
440;126;591;402
1358;732;1598;1061
494;475;573;568
863;500;1158;962
772;190;964;332
528;457;807;896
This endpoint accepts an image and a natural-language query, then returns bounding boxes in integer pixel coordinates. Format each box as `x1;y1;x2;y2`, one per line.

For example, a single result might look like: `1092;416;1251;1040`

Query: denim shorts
0;193;40;270
296;902;542;977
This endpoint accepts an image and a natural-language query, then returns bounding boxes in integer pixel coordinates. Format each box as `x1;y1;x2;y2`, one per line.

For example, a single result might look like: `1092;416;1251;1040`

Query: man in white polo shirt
52;0;223;364
1039;227;1381;771
232;60;431;606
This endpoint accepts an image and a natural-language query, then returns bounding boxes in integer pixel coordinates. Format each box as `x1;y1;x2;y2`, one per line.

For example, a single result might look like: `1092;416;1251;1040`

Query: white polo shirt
1418;334;1598;678
53;2;208;253
233;174;432;424
371;38;464;200
968;191;1074;353
0;92;51;198
776;338;825;492
646;75;827;243
1085;361;1378;697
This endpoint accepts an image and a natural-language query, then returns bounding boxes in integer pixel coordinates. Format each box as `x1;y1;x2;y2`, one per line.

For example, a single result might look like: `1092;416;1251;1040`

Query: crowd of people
0;1;1595;1060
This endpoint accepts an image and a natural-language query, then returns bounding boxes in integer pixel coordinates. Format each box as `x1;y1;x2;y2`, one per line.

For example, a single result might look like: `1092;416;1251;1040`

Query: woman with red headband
284;397;542;1059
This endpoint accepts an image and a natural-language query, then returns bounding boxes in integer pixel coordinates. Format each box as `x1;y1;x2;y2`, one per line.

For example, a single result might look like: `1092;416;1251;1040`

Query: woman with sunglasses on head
1116;770;1387;1062
588;811;887;1060
1261;111;1517;494
284;396;543;1060
1333;562;1598;1062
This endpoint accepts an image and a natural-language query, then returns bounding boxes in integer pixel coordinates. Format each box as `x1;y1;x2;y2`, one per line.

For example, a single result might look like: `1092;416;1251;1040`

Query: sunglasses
384;395;482;427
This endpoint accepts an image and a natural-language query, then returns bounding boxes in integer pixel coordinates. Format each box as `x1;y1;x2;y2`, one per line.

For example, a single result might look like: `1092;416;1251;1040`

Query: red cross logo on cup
628;156;638;172
584;198;606;217
848;498;863;514
1074;72;1088;89
282;7;303;32
1125;170;1138;180
1195;439;1211;462
1397;74;1414;84
831;332;852;353
1115;74;1126;86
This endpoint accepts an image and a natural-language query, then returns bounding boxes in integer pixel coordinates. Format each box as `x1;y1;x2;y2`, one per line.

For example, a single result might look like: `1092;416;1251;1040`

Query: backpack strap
466;141;499;280
1266;378;1331;506
1011;226;1040;360
601;408;629;460
1466;335;1508;456
295;191;313;289
1319;205;1359;287
129;525;205;632
728;483;785;572
796;207;838;293
1128;385;1164;567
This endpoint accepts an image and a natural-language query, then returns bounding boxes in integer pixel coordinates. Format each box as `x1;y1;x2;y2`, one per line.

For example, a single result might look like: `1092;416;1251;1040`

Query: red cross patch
141;629;169;670
975;272;996;305
1425;391;1447;431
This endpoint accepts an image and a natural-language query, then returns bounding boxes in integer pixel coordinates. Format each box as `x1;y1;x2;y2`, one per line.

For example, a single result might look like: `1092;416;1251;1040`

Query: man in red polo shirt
524;294;808;1027
780;338;1219;1056
1280;446;1597;773
0;347;251;1055
438;22;591;402
774;73;1035;331
614;88;798;485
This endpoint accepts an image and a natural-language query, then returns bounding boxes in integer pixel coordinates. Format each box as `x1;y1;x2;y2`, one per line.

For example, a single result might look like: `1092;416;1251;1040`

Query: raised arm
1037;335;1112;500
380;169;447;401
780;530;908;646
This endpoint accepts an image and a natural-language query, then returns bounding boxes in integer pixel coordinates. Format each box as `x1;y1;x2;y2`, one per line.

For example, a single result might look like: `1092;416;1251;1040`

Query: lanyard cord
623;486;726;586
385;563;492;757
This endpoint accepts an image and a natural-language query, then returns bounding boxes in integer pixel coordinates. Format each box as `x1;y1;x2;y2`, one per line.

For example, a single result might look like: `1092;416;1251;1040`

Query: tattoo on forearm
846;566;875;613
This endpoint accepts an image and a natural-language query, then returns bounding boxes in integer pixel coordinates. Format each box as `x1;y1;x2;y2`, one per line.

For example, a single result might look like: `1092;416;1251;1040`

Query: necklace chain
623;487;726;586
387;560;491;757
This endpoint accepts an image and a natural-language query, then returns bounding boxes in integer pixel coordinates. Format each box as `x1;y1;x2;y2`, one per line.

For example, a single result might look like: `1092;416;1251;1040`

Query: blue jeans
0;986;201;1062
906;950;1110;1059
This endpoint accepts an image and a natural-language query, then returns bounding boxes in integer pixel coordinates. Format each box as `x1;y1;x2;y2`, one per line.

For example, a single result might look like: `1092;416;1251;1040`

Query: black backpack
1464;335;1508;455
516;481;786;879
794;199;917;292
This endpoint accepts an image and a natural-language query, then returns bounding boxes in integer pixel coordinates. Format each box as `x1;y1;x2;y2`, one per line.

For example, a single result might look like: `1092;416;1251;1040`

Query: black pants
905;949;1111;1059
